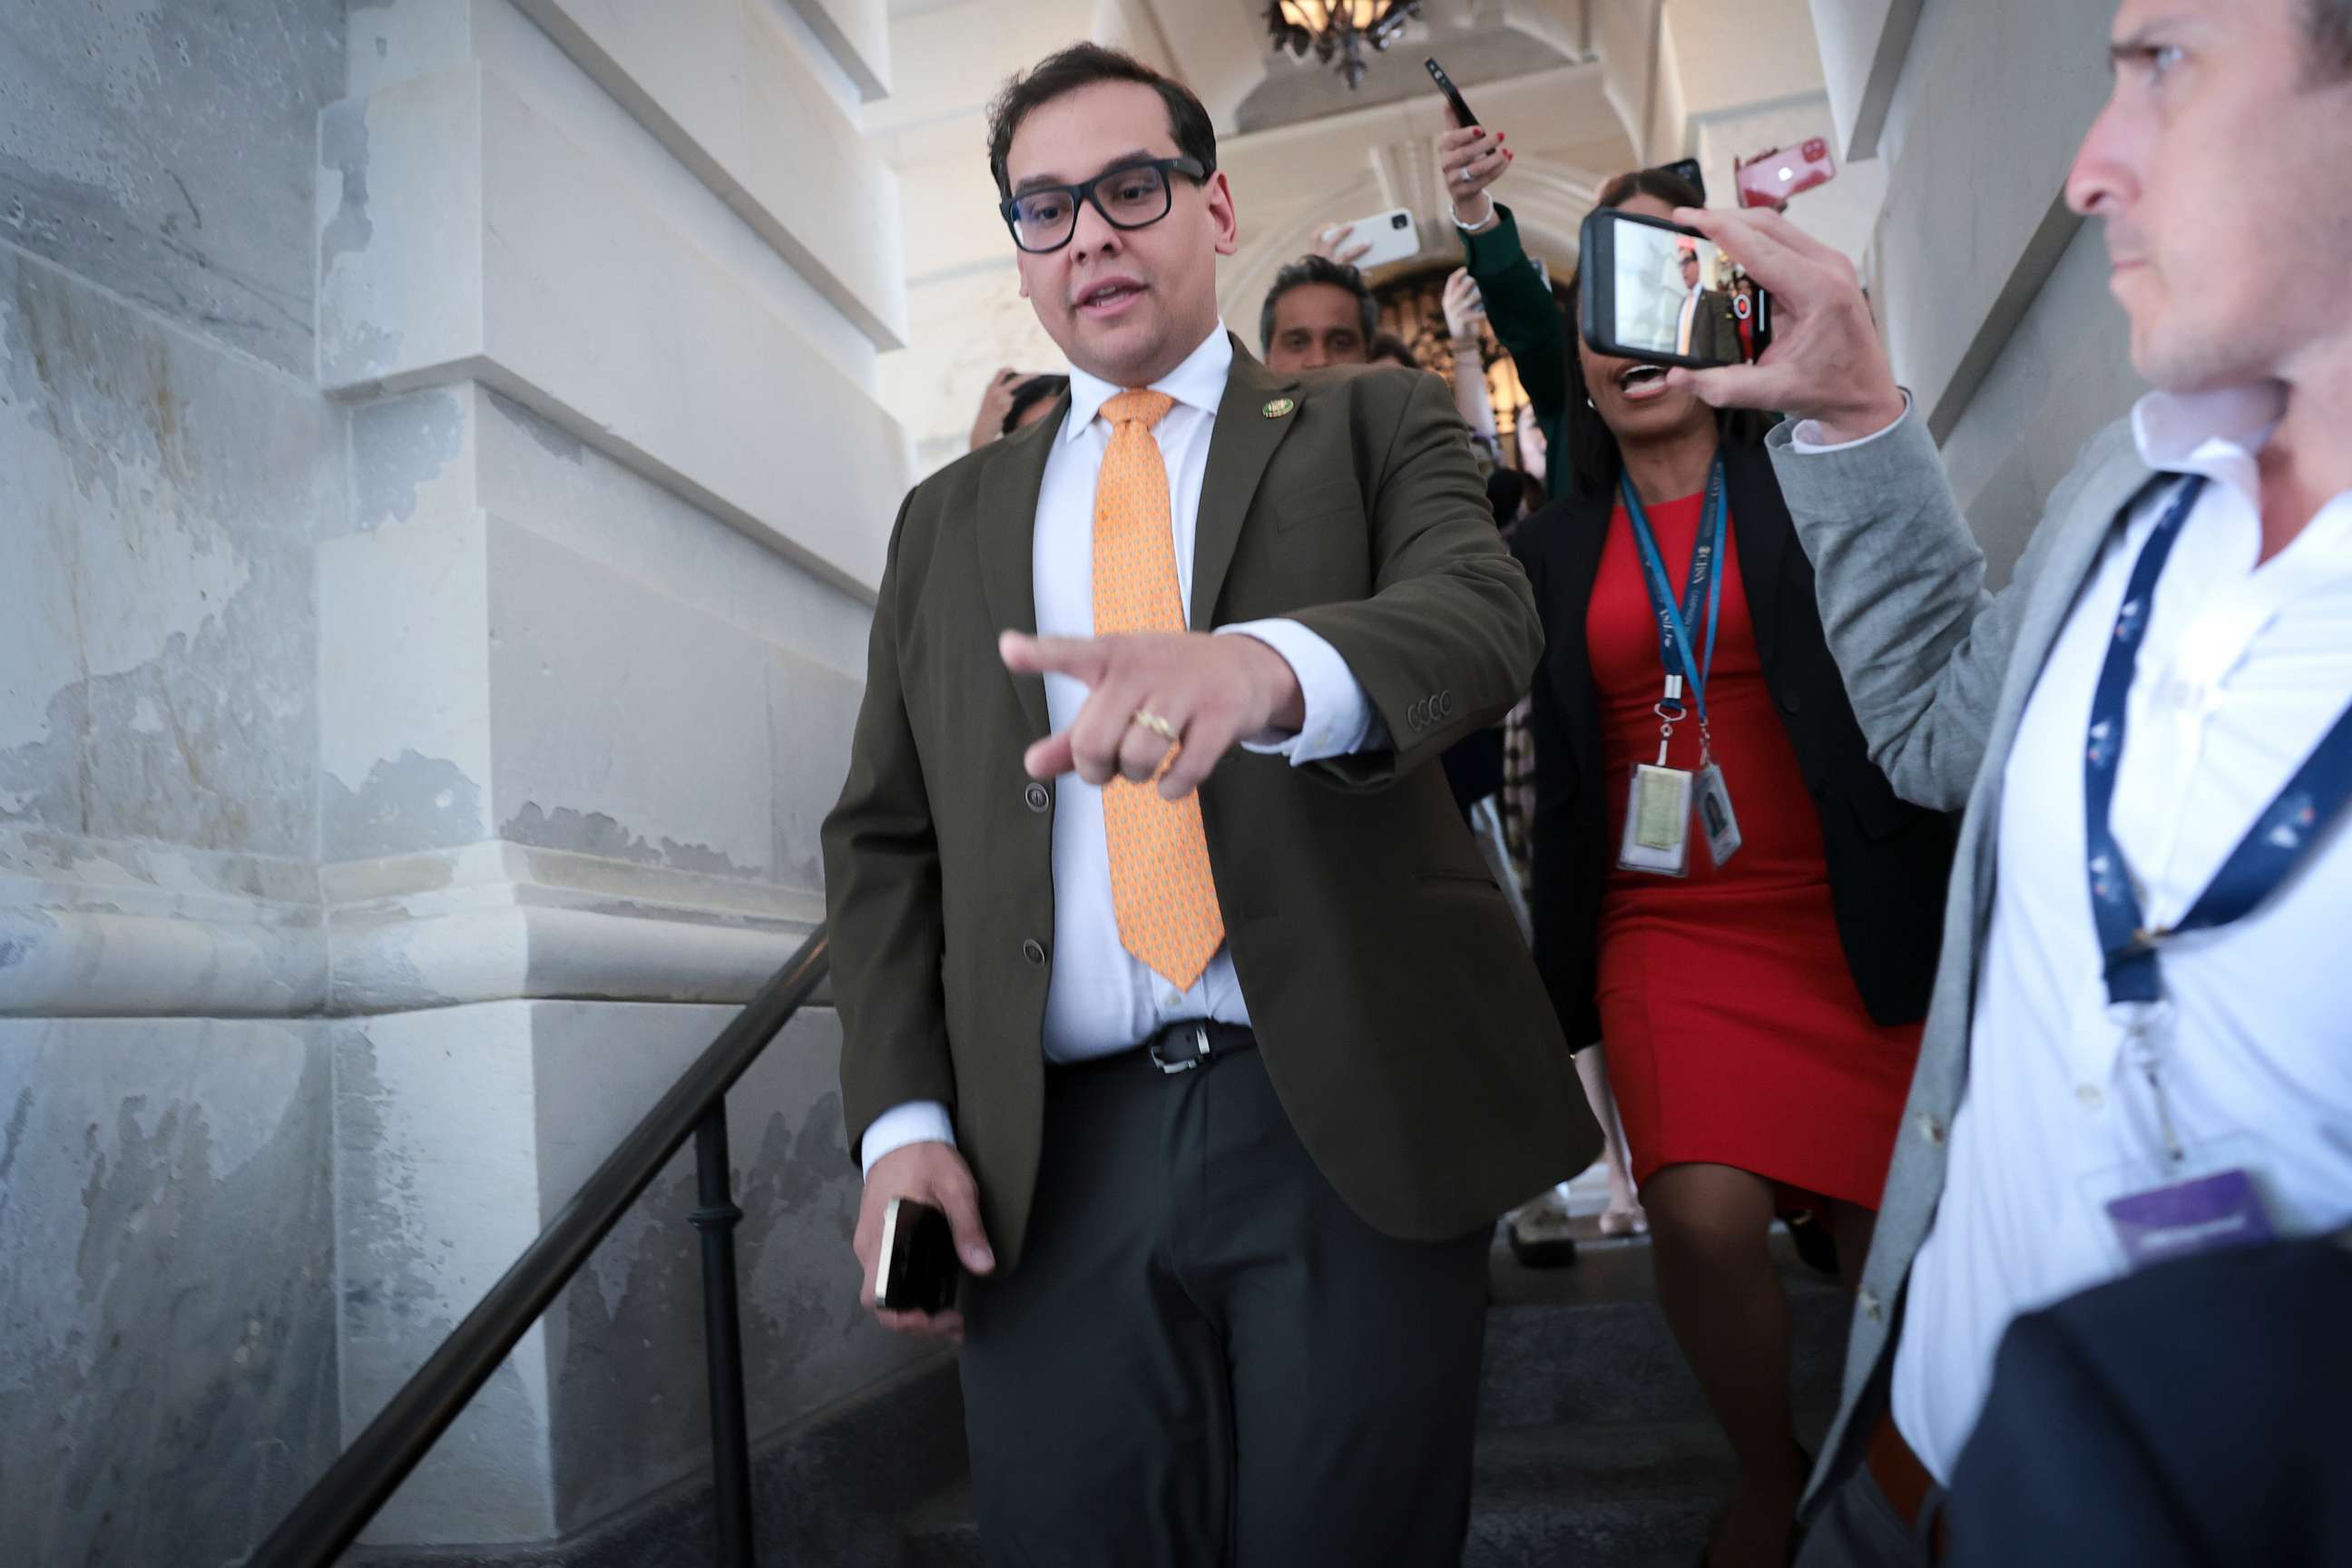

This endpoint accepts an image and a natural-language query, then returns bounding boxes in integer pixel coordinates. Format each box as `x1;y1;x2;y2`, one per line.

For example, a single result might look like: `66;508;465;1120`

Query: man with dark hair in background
1258;252;1377;371
824;40;1593;1567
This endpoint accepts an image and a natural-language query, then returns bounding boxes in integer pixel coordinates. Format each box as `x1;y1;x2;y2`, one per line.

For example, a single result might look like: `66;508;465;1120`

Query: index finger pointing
999;631;1110;684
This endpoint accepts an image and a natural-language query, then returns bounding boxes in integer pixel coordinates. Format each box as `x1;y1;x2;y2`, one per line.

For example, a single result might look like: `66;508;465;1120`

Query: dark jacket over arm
823;494;958;1165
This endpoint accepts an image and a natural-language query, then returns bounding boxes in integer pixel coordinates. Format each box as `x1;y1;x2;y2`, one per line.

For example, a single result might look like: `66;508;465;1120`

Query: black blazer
1511;440;1955;1047
1947;1230;2352;1568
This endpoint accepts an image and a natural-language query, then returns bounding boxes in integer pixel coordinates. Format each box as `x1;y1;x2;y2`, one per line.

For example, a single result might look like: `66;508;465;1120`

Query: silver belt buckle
1152;1024;1209;1073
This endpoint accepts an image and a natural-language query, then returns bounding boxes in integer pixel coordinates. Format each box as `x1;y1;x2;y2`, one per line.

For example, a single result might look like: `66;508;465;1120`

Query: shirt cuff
1216;620;1387;764
858;1099;956;1177
1788;391;1915;454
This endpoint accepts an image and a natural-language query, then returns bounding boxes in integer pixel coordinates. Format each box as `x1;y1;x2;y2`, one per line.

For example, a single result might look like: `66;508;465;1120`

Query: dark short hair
1367;332;1419;369
1559;169;1769;502
2308;0;2352;78
1002;373;1069;436
1485;466;1544;528
985;44;1218;201
1593;166;1707;214
1258;256;1378;353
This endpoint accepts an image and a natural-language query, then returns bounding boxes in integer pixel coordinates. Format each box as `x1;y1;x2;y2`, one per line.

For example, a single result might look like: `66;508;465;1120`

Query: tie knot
1102;389;1176;431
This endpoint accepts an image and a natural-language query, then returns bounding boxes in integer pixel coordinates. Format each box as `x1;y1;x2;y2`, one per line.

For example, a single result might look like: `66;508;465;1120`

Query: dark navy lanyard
2086;475;2352;1006
1621;456;1728;727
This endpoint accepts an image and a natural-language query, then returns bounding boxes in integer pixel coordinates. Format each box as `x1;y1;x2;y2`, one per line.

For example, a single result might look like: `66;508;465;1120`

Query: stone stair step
901;1416;1835;1568
1479;1229;1851;1431
899;1228;1858;1566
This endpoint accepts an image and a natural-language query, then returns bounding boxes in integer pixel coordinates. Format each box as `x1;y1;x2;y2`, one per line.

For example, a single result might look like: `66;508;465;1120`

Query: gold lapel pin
1261;397;1296;418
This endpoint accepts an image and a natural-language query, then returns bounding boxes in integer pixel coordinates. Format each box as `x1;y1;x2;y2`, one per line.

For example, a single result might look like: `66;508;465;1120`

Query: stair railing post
690;1103;757;1567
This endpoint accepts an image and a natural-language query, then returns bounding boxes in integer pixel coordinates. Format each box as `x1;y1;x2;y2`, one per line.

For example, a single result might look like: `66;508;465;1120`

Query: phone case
877;1197;958;1313
1734;138;1837;208
1329;209;1422;270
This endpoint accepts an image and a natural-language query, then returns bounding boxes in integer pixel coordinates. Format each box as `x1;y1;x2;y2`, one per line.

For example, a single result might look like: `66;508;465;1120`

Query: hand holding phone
1320;209;1421;271
1436;122;1509;226
1576;207;1769;369
855;1140;993;1339
877;1197;960;1314
1651;204;1905;445
1314;222;1374;267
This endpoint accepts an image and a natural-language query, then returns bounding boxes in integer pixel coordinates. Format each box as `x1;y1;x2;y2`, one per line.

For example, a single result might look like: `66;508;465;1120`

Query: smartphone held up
1734;137;1838;210
1577;208;1771;370
1321;208;1423;270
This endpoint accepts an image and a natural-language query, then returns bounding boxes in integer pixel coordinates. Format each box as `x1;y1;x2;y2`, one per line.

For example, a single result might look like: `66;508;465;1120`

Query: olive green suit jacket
823;340;1596;1271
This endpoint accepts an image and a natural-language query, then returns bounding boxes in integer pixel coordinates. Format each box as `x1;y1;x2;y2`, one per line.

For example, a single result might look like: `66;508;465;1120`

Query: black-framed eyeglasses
999;156;1210;254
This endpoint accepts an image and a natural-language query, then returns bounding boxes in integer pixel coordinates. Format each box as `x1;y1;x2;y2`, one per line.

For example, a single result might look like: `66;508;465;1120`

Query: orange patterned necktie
1093;389;1225;990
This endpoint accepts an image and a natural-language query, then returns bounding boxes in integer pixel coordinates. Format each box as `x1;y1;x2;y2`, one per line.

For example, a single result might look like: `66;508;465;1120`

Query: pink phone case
1735;138;1837;208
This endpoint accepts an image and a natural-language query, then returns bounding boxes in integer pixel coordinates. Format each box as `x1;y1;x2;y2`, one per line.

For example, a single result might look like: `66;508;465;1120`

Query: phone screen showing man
1610;224;1752;365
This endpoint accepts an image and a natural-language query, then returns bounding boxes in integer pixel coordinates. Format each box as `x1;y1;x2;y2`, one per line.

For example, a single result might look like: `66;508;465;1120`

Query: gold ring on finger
1131;708;1181;743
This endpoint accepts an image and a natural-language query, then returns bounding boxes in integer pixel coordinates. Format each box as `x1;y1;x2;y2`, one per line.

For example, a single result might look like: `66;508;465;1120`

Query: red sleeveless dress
1587;491;1920;1210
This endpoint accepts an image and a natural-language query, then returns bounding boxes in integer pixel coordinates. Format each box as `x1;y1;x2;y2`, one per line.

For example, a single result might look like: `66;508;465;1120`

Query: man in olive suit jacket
821;43;1594;1568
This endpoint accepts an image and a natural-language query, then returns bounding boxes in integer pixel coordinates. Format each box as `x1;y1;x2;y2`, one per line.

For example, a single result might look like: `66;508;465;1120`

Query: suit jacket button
1440;691;1455;717
1024;782;1050;813
1779;691;1803;715
1022;938;1047;967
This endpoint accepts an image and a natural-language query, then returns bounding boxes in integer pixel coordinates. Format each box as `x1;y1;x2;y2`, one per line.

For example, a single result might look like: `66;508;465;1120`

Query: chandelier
1267;2;1422;91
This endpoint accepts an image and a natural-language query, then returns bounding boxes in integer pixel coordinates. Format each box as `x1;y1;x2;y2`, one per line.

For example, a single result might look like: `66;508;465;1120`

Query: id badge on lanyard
2076;473;2352;1269
1617;460;1742;876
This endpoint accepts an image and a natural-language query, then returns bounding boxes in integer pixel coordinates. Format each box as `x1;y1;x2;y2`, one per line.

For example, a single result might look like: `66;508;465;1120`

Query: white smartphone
1324;208;1422;270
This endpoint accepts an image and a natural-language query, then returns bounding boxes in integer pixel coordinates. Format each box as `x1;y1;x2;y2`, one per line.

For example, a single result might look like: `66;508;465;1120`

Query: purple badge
2105;1168;2275;1270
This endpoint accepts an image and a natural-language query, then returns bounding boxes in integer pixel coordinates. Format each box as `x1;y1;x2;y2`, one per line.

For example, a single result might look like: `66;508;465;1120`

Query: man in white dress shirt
1667;0;2352;1559
822;43;1592;1566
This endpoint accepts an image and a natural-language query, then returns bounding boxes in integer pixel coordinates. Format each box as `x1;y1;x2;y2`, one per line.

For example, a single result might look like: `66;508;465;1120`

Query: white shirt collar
2129;382;2286;476
1062;321;1233;444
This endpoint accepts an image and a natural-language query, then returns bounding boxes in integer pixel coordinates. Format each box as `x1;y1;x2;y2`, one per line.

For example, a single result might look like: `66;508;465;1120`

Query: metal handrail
245;927;831;1568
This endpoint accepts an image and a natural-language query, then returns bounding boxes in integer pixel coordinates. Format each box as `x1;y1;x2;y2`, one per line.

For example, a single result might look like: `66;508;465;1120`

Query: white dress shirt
861;324;1386;1172
1806;385;2352;1480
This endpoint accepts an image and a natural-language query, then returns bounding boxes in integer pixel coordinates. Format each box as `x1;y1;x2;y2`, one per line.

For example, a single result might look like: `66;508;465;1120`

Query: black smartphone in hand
1426;57;1477;127
876;1196;960;1314
1576;207;1771;369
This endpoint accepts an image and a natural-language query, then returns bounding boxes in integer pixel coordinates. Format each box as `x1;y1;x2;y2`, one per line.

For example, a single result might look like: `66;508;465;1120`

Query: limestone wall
1809;0;2137;583
0;0;929;1559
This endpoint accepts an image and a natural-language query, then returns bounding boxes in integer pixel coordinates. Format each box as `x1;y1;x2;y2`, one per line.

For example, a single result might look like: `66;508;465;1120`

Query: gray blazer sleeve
1762;407;2050;811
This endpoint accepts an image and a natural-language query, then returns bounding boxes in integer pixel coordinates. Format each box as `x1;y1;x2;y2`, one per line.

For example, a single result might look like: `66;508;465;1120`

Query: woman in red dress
1514;172;1955;1568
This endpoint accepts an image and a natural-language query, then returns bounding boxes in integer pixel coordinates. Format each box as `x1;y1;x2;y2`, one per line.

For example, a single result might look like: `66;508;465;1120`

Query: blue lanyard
2085;475;2352;1006
1621;457;1728;727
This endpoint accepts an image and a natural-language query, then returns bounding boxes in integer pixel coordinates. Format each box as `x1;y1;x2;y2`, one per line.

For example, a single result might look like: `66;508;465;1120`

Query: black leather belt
1053;1020;1258;1077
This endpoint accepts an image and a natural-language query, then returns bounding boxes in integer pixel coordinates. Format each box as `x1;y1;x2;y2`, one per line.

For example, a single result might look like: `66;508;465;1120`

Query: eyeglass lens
1012;164;1171;251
